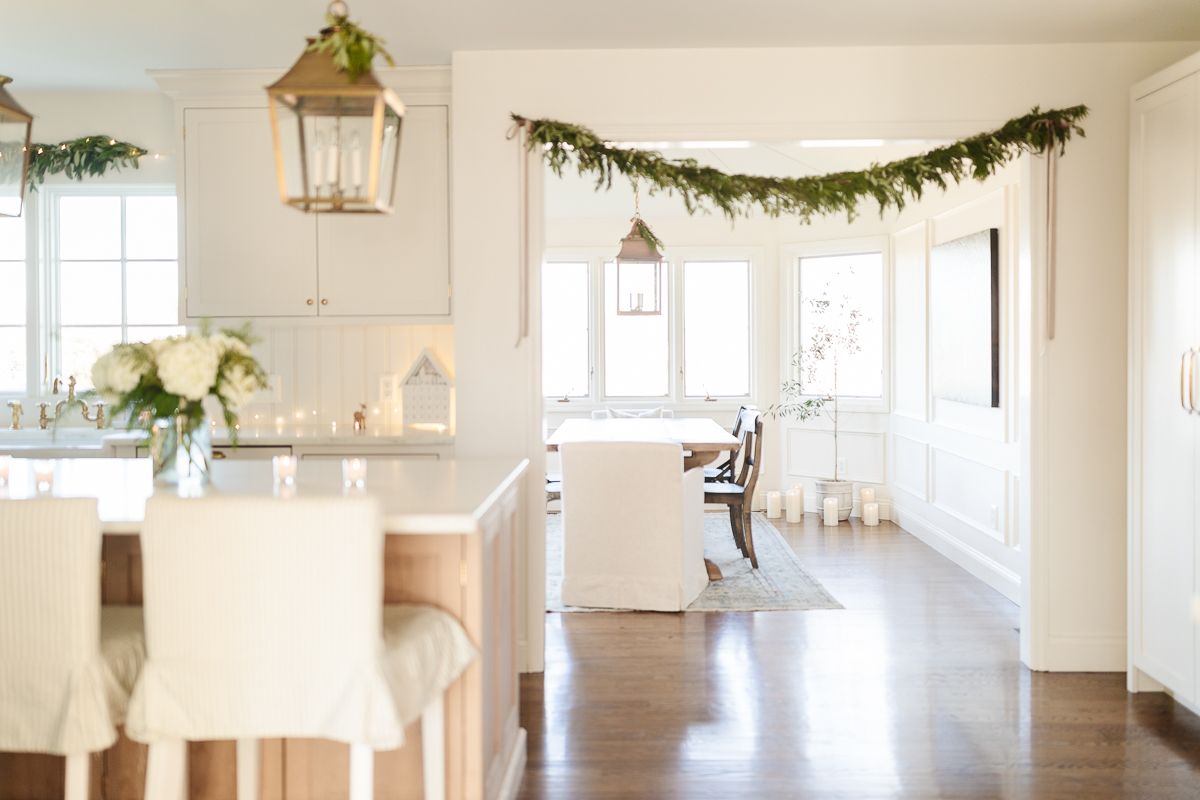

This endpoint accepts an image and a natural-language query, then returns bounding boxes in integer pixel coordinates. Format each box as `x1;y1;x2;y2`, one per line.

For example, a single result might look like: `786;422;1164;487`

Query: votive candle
33;460;54;494
342;458;367;490
785;488;803;523
860;486;876;506
823;496;839;526
272;455;297;486
862;501;881;526
766;491;782;519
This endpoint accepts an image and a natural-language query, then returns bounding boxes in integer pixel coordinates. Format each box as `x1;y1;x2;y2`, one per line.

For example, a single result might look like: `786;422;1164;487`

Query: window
540;251;754;404
542;262;590;399
52;191;182;388
797;250;884;398
0;216;25;392
604;260;669;397
683;261;750;397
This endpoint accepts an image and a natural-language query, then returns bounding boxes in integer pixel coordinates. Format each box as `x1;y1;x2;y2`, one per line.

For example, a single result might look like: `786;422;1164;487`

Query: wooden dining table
545;417;739;471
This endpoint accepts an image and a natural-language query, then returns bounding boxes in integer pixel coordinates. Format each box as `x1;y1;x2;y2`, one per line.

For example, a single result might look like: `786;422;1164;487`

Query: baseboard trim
496;727;527;800
893;501;1020;603
1038;633;1127;673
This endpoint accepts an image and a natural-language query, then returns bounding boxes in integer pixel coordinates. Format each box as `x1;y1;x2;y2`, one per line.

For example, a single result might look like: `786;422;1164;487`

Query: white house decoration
401;348;452;429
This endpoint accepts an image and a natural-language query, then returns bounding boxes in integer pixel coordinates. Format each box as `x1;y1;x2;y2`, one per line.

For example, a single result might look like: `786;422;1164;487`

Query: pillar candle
823;496;839;526
860;486;876;505
863;501;880;526
766;491;782;519
785;489;803;523
752;489;767;512
33;460;54;494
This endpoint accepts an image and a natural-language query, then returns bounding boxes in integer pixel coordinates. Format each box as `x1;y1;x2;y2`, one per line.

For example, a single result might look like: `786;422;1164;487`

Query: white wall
889;168;1024;602
13;92;454;427
451;42;1199;673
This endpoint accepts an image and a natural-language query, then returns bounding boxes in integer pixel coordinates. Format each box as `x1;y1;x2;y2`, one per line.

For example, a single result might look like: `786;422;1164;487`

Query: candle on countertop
766;491;782;519
0;455;9;487
342;457;367;490
860;486;876;505
823;496;839;526
33;460;53;494
785;488;803;523
272;455;297;487
863;501;880;526
752;488;767;512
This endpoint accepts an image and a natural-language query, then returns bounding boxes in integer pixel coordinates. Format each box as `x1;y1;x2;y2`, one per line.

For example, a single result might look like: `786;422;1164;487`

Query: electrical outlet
836;457;847;477
379;373;399;403
990;504;1000;529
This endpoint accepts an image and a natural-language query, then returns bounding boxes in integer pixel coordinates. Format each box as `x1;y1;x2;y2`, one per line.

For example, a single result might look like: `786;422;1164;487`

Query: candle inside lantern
766;491;782;519
33;460;54;494
785;488;803;523
823;496;839;526
349;132;363;189
342;458;367;490
272;455;297;487
862;501;880;526
860;486;876;505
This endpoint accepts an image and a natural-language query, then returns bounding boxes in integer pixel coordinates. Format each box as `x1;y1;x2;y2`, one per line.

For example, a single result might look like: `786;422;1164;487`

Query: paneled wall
232;323;455;432
888;175;1022;601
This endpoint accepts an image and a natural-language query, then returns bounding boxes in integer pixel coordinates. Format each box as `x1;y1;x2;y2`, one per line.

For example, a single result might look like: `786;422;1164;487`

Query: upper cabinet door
316;105;451;318
184;107;318;318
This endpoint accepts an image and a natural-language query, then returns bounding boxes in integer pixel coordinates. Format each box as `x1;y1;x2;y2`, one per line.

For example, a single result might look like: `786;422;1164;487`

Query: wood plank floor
517;514;1200;799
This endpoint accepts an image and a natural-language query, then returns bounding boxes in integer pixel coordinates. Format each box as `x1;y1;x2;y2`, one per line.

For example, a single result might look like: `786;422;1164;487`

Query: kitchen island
0;457;528;800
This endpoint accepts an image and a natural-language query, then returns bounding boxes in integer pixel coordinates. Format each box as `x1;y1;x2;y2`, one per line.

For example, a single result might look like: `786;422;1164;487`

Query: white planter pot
815;479;853;521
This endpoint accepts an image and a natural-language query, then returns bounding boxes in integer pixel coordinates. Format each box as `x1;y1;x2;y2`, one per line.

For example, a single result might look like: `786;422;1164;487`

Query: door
184;107;318;318
315;105;451;317
1134;72;1198;702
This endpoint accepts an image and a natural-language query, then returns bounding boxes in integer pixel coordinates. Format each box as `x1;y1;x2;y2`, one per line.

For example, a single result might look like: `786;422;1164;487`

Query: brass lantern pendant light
615;190;664;316
266;1;404;214
0;76;34;218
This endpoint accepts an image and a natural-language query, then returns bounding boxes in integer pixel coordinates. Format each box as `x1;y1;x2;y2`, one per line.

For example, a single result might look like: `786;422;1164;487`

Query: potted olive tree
769;292;864;520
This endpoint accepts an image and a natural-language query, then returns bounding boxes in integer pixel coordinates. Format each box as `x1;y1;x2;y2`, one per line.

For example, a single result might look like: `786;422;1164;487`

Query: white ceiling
3;0;1199;90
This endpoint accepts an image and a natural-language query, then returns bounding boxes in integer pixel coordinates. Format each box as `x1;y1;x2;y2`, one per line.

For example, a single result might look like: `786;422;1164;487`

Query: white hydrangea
91;346;148;400
155;336;221;402
212;333;251;357
219;363;262;410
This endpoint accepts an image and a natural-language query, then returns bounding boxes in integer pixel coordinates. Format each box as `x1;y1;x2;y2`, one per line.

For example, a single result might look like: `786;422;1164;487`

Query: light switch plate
379;373;399;403
836;457;847;476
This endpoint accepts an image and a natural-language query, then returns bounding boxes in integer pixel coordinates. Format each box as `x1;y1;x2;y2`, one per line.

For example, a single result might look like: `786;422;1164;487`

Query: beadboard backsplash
237;324;455;432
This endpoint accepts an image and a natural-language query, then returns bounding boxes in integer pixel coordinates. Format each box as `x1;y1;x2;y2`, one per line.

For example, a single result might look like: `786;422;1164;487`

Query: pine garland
306;6;394;79
512;105;1089;222
25;136;149;189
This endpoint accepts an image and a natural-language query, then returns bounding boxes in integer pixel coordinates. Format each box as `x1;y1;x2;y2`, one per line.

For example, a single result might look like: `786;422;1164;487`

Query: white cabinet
181;102;450;321
1130;54;1200;709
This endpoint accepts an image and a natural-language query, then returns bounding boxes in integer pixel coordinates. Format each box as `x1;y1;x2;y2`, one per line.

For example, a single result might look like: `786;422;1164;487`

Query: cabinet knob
321;298;328;306
306;298;314;306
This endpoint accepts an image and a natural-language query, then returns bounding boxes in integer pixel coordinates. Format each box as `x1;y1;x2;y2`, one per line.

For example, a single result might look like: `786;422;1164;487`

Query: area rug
545;512;843;612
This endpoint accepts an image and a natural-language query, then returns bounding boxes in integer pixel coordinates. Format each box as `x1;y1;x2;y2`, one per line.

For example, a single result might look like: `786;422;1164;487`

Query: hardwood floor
518;514;1200;799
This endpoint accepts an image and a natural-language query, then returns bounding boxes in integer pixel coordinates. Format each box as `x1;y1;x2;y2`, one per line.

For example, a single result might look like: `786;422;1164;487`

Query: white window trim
781;235;891;415
542;245;758;412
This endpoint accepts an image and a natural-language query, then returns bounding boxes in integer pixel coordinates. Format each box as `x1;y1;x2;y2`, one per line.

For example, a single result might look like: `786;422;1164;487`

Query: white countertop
0;425;455;451
0;457;527;536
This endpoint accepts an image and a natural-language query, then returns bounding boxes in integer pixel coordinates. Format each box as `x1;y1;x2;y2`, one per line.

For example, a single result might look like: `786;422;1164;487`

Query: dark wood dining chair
703;404;757;483
703;411;763;568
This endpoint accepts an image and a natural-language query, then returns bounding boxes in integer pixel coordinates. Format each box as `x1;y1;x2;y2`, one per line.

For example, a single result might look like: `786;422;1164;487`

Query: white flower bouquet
91;325;268;483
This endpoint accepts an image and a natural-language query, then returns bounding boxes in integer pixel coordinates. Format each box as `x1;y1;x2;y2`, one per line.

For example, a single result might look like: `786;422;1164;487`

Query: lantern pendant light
266;1;404;214
0;76;33;218
615;189;664;316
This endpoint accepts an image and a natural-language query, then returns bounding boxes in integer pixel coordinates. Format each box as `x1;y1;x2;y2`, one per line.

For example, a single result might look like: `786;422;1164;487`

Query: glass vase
149;413;212;487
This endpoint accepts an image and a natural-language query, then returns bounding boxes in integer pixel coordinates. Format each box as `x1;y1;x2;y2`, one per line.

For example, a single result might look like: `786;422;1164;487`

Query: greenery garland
25;136;149;189
306;5;394;79
512;105;1088;222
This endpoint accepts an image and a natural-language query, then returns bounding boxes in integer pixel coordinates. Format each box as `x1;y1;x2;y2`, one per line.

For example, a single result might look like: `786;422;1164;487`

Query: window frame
0;184;178;400
541;246;757;411
783;236;891;414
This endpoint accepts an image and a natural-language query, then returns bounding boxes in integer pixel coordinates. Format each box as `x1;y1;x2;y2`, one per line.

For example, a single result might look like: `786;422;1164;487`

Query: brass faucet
6;400;21;430
52;376;106;429
37;403;50;430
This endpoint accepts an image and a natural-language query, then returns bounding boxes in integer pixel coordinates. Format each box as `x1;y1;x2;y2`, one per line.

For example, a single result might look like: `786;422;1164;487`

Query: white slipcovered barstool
0;497;145;800
560;440;707;611
126;495;476;800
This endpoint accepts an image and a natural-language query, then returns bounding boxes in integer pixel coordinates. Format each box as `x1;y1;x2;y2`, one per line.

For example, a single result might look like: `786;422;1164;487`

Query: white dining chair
560;440;707;611
591;407;675;419
0;497;145;800
125;495;476;800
